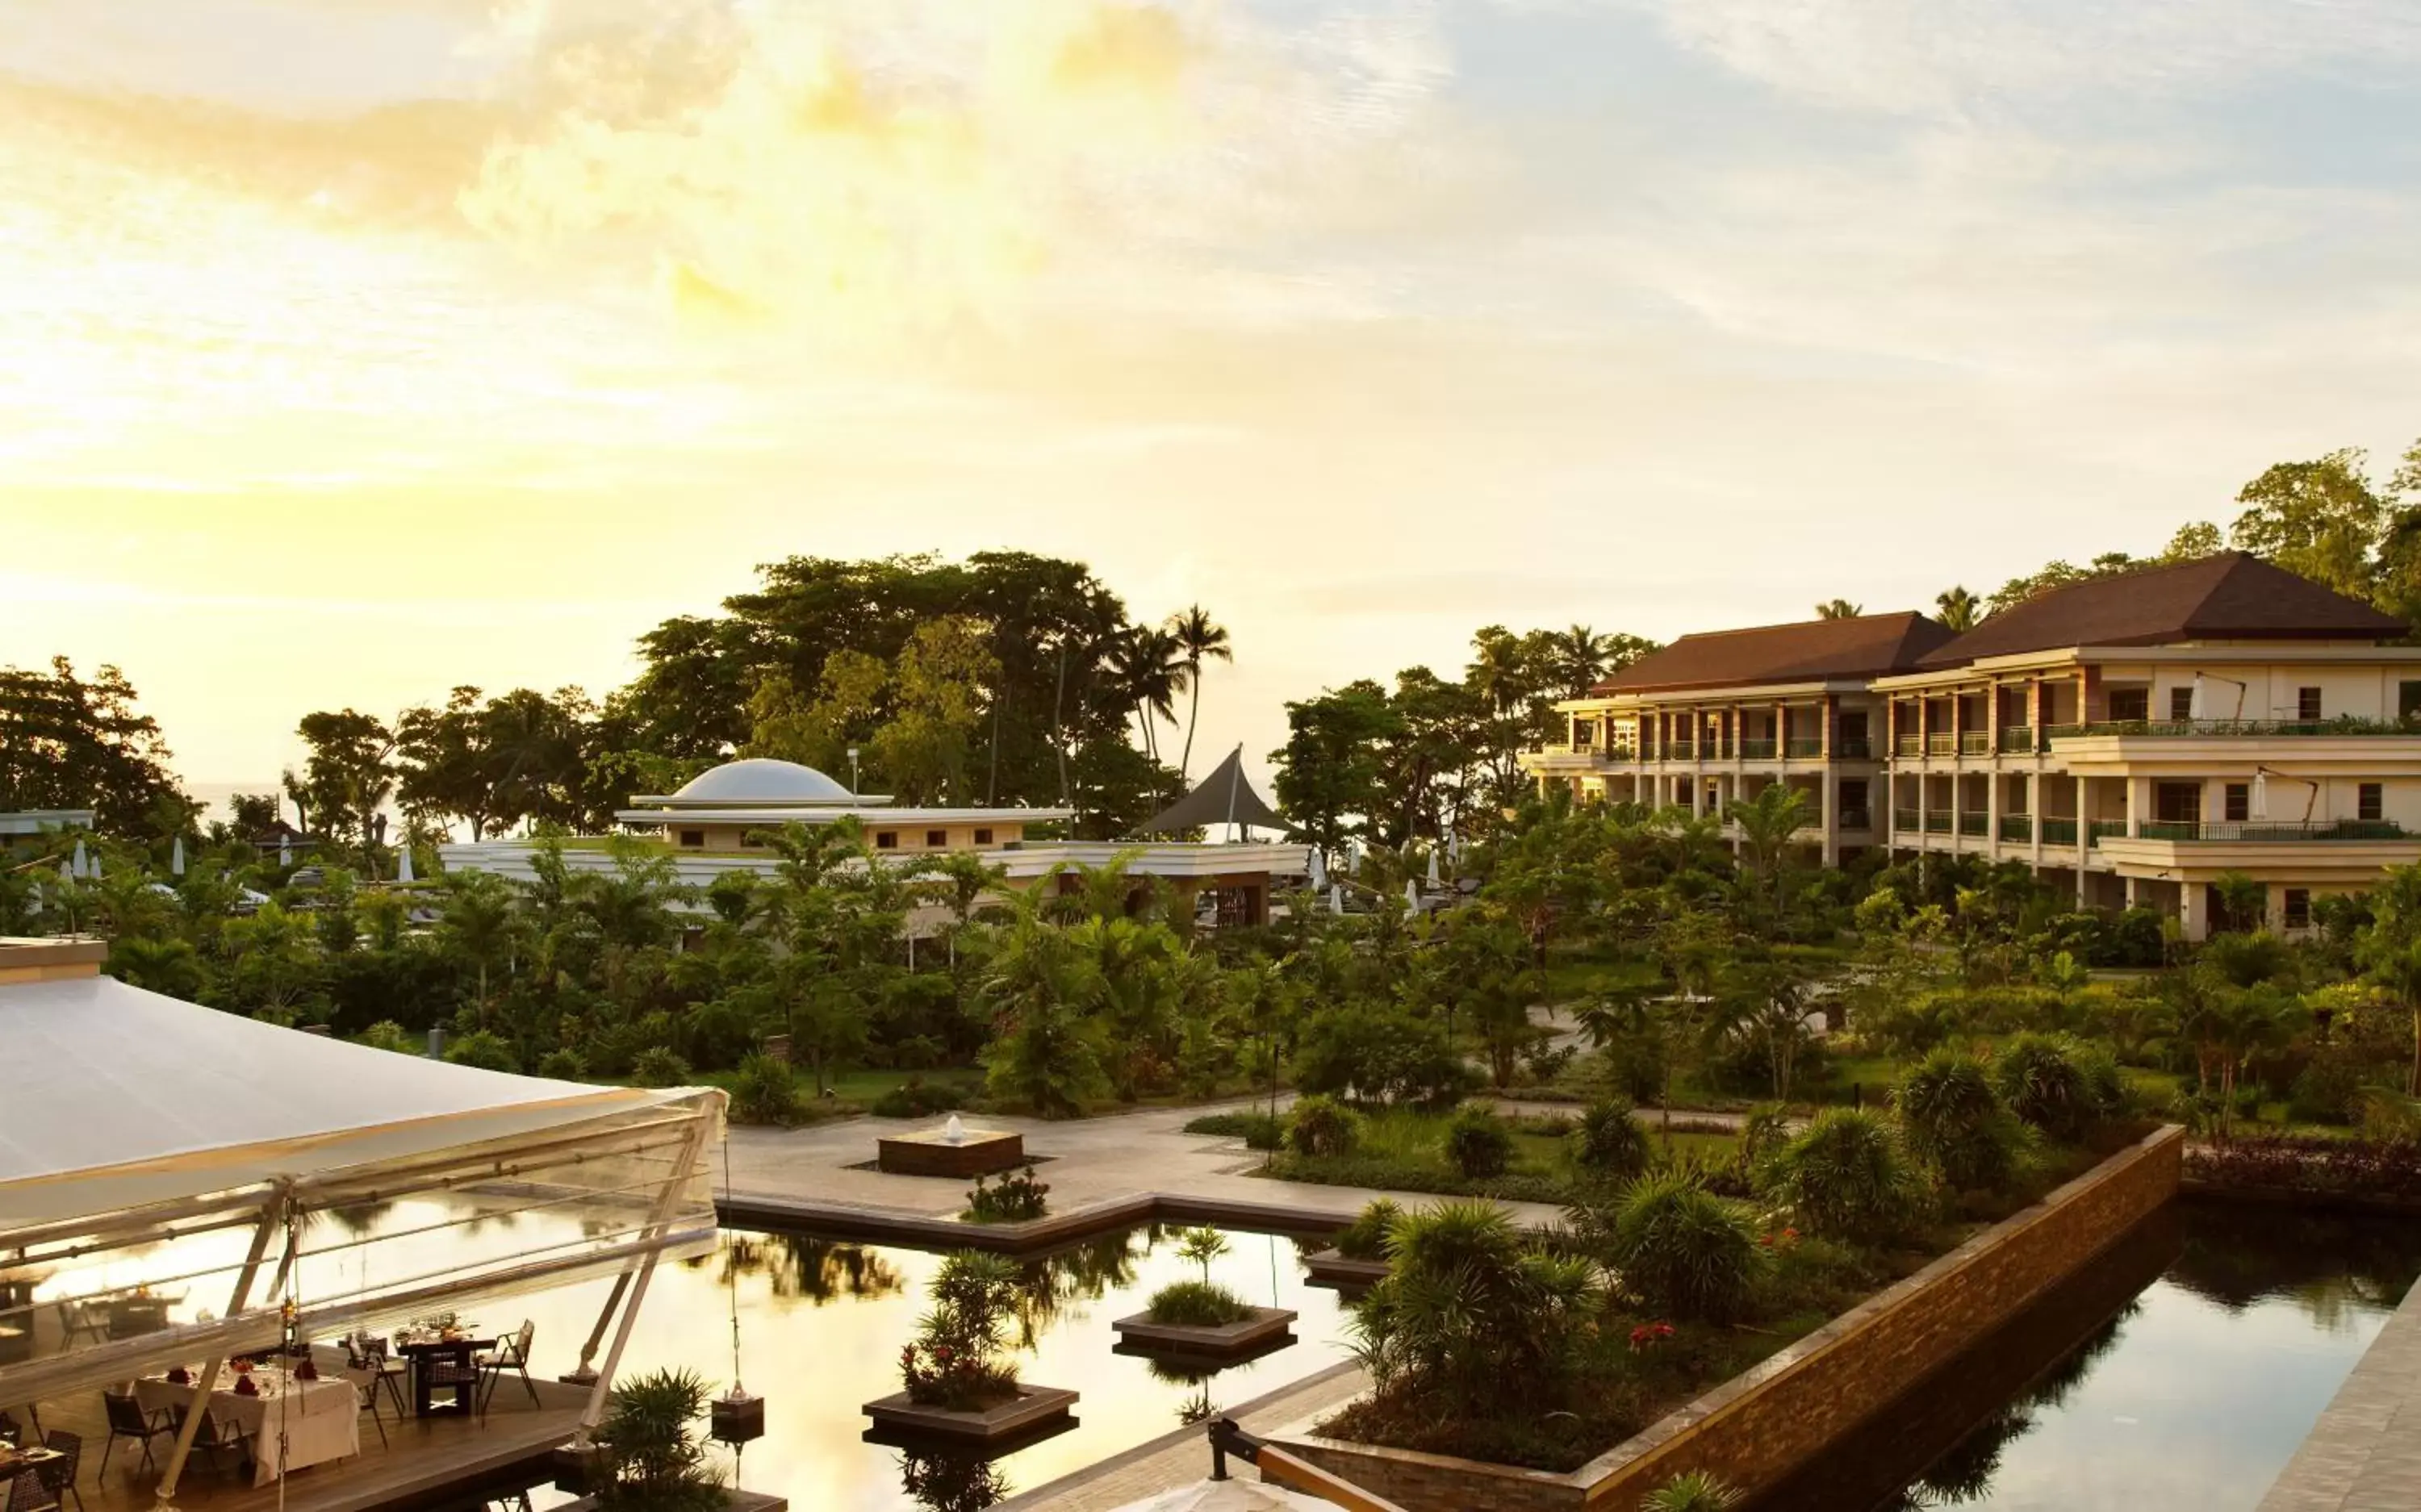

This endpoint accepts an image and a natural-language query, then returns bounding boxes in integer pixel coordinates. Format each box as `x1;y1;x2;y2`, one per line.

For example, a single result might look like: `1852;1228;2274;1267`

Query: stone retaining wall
1270;1125;2185;1512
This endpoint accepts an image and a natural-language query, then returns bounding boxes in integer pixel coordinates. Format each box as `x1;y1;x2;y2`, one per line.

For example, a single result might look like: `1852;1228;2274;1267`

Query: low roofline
1558;679;1878;708
1875;641;2421;688
614;806;1075;826
628;792;894;808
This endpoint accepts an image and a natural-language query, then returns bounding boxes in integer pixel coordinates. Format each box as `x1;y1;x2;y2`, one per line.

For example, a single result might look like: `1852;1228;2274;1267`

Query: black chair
37;1431;82;1512
6;1468;61;1512
361;1337;409;1418
165;1407;247;1480
95;1393;171;1480
477;1322;539;1415
343;1345;391;1447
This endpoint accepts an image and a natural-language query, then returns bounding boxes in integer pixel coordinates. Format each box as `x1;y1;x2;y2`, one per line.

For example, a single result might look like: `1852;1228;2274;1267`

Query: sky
5;0;2420;809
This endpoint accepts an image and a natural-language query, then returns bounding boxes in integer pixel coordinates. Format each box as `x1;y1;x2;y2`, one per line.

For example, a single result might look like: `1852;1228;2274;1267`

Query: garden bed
861;1385;1079;1443
1110;1305;1298;1359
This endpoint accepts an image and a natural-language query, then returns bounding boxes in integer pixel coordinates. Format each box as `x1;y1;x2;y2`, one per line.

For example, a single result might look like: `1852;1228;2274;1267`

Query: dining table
391;1329;494;1418
136;1364;358;1487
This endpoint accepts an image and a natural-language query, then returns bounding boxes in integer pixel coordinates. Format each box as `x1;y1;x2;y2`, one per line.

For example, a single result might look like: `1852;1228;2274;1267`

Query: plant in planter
963;1164;1050;1223
1286;1094;1362;1156
1334;1198;1401;1262
1145;1228;1253;1326
1758;1108;1926;1243
1582;1170;1763;1322
1895;1048;2026;1192
1445;1105;1514;1178
594;1367;725;1512
1644;1470;1742;1510
900;1254;1025;1410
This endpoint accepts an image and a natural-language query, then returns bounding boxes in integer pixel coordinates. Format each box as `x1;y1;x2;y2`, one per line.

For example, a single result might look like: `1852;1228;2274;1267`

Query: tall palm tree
1813;599;1864;620
1168;605;1231;783
1549;624;1617;699
1936;586;1981;633
1115;626;1186;763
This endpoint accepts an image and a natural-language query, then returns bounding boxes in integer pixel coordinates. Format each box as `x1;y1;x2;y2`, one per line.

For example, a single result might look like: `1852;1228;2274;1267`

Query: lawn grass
1262;1104;1744;1204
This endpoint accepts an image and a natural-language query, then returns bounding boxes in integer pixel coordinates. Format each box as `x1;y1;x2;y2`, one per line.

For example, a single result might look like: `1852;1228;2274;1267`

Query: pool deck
2259;1269;2421;1512
718;1098;1569;1251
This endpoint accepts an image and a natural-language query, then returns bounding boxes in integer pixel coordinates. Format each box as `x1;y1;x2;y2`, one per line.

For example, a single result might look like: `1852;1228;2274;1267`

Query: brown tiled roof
1916;553;2406;666
1595;612;1956;695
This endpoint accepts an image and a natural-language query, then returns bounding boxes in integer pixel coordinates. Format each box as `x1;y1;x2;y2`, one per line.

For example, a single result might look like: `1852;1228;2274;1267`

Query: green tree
0;658;192;837
1725;783;1809;918
1813;599;1863;620
1934;585;1981;633
294;708;398;870
1168;604;1232;783
2231;448;2390;603
980;897;1109;1116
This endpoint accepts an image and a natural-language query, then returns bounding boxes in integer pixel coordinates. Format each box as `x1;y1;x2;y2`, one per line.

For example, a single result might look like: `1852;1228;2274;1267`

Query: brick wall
1273;1126;2185;1512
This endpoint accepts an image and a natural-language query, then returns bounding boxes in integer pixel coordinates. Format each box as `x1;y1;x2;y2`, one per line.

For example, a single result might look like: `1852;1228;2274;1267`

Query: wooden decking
30;1365;587;1512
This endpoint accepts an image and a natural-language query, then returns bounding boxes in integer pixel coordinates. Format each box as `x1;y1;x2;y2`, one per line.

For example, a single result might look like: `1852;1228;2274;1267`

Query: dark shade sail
1135;746;1292;835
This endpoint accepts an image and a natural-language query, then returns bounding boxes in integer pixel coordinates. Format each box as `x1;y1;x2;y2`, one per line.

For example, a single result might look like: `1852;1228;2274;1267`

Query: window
2299;687;2323;721
2360;783;2384;821
2285;889;2312;930
2224;783;2249;822
2169;686;2195;721
926;829;947;848
974;828;994;846
2402;681;2421;725
2155;782;2202;823
2107;687;2149;722
876;830;898;850
1839;779;1868;809
678;829;705;848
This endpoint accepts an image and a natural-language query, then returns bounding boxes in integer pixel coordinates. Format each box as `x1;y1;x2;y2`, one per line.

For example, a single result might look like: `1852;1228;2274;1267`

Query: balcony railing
1999;813;2034;843
1998;725;2035;754
1738;737;1778;760
1926;733;1955;756
1892;808;1919;833
1667;740;1696;759
1923;812;1952;833
1839;807;1874;830
2087;820;2128;847
1959;732;1990;755
1787;737;1825;759
2132;820;2411;842
2040;817;2079;846
2046;719;2421;740
1838;737;1873;759
1957;812;1988;837
1896;736;1922;757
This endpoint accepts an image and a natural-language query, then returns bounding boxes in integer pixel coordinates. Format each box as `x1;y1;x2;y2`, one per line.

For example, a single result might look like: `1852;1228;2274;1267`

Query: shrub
1184;1110;1284;1149
1146;1279;1254;1326
1352;1201;1601;1414
1445;1107;1515;1179
442;1030;519;1074
1738;1103;1792;1167
630;1046;693;1088
1286;1095;1364;1157
1644;1472;1743;1512
872;1077;959;1119
1895;1049;2022;1192
1590;1172;1762;1322
2185;1132;2421;1201
964;1164;1052;1223
1762;1109;1923;1242
730;1053;801;1126
358;1021;416;1055
1574;1101;1652;1180
1994;1034;2093;1141
901;1253;1023;1410
535;1047;588;1080
593;1368;722;1512
1334;1198;1403;1261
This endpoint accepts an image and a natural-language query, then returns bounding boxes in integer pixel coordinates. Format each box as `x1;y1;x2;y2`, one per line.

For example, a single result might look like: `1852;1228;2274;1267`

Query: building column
1915;768;1928;856
2075;775;2089;904
1822;771;1841;867
2180;882;2209;942
2126;775;2150;838
2124;875;2139;907
1821;693;1835;758
1986;766;2002;857
2027;772;2044;868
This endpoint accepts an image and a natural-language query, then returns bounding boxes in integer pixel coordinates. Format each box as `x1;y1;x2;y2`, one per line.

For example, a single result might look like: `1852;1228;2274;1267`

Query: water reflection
1764;1200;2421;1511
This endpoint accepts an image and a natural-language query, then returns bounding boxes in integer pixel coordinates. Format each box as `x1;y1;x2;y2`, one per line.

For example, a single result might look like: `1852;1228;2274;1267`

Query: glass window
2285;889;2311;929
974;828;993;845
1840;779;1868;808
876;830;898;850
2402;682;2421;725
2360;783;2384;821
925;829;947;847
2155;782;2202;822
2169;687;2195;721
2299;687;2323;720
679;829;705;848
2107;687;2150;722
2224;784;2249;822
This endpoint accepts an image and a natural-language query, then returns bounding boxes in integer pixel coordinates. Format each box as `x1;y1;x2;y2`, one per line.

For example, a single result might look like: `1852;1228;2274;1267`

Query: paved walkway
2259;1272;2421;1512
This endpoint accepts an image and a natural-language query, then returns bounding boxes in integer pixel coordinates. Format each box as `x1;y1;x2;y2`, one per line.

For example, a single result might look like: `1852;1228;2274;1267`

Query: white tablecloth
136;1368;361;1486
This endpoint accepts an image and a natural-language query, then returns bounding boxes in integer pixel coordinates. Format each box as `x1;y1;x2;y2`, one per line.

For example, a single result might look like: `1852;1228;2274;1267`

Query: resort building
1525;554;2421;939
1526;612;1957;864
441;752;1307;929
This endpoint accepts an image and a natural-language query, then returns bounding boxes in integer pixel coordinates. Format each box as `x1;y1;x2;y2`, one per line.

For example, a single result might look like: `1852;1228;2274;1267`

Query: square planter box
876;1129;1027;1178
862;1385;1078;1444
1302;1249;1389;1289
1110;1305;1298;1361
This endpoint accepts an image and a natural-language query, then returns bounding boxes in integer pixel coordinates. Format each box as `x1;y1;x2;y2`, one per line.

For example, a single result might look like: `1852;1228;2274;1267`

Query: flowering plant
1627;1321;1676;1354
898;1253;1024;1410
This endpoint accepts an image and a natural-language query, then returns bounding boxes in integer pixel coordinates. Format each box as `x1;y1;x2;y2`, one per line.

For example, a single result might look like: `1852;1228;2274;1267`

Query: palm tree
437;869;522;1022
1724;783;1810;915
1115;626;1187;764
1167;605;1231;783
1936;585;1981;633
1548;624;1617;699
1813;599;1863;620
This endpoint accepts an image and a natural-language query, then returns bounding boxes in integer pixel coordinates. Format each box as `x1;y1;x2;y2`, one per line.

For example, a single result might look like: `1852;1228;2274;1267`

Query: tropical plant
901;1253;1024;1410
1349;1201;1601;1414
1332;1199;1402;1262
629;1046;692;1088
1644;1471;1743;1511
1895;1048;2022;1192
964;1165;1051;1223
1813;599;1863;620
1286;1094;1364;1157
1445;1106;1515;1178
1148;1229;1252;1326
1587;1172;1762;1322
442;1030;520;1073
1761;1109;1922;1242
730;1052;802;1126
1168;604;1232;782
1992;1034;2094;1142
1934;585;1981;633
1573;1099;1653;1179
592;1368;723;1512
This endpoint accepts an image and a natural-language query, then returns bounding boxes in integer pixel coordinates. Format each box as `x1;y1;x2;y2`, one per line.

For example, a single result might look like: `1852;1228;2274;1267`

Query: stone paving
2258;1270;2421;1512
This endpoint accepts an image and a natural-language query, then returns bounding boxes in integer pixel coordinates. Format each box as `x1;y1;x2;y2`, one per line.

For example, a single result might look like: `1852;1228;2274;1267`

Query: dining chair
477;1322;539;1415
361;1338;410;1418
5;1469;58;1512
95;1392;171;1480
37;1431;82;1512
341;1345;390;1447
165;1407;248;1480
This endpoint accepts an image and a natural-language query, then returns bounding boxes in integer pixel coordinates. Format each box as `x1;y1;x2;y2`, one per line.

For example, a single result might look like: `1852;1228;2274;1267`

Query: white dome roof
671;758;855;804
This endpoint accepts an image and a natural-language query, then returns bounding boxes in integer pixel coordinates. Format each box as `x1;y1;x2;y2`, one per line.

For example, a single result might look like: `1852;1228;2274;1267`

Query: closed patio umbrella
397;845;416;883
170;835;186;876
1425;849;1441;887
1403;879;1419;912
70;839;88;879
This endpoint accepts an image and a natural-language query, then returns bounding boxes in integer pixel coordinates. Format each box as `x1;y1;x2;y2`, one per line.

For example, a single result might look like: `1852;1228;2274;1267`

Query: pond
504;1222;1356;1511
1763;1199;2421;1512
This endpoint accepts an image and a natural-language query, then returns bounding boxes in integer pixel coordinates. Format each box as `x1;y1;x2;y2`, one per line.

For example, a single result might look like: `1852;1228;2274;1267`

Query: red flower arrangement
1627;1321;1677;1353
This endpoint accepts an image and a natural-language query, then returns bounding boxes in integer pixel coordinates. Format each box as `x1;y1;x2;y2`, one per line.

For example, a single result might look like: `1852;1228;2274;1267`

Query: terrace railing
1998;725;2036;754
1958;812;1988;837
1923;812;1953;834
1999;813;2034;844
2087;819;2129;847
2132;820;2412;842
1839;807;1874;830
2047;719;2421;740
1896;736;1922;758
2039;817;2080;846
1787;737;1825;759
1892;808;1920;833
1738;737;1779;759
1838;737;1874;759
1926;733;1955;756
1959;731;1991;755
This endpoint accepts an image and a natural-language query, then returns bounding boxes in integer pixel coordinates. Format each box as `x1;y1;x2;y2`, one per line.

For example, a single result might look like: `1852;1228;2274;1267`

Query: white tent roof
0;974;679;1229
1113;1481;1336;1512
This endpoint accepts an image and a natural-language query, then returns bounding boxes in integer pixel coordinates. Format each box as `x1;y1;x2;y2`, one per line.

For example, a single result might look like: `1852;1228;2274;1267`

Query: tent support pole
562;1272;634;1386
572;1108;711;1447
153;1186;287;1512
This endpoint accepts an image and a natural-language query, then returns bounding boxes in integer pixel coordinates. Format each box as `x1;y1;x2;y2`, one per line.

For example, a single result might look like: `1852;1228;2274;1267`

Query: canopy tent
1;974;680;1227
1136;745;1291;837
0;962;722;1502
1113;1482;1339;1511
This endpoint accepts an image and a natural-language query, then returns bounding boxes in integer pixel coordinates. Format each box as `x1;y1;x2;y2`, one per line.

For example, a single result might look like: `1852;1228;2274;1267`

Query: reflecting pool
1764;1200;2421;1512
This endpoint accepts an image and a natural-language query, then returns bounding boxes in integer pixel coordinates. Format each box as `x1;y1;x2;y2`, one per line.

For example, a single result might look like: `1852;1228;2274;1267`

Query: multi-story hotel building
1525;554;2421;939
